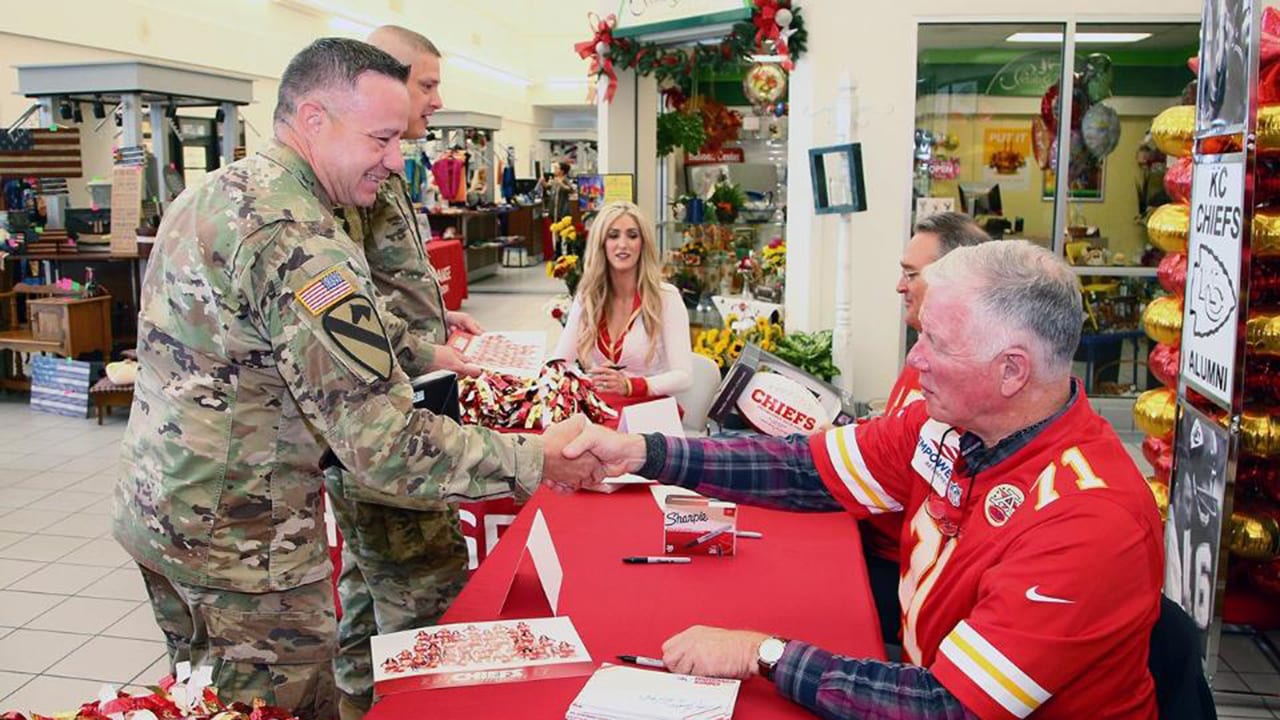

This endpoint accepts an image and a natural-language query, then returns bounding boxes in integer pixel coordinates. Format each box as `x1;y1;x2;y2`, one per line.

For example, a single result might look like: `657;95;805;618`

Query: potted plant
709;181;746;224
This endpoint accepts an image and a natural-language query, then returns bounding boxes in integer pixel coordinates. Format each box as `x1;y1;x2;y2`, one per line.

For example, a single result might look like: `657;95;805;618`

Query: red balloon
1164;156;1193;204
1247;556;1280;597
1259;158;1280;205
1157;251;1188;296
1142;435;1173;482
1239;455;1280;503
1149;343;1181;389
1251;257;1280;307
1245;356;1280;406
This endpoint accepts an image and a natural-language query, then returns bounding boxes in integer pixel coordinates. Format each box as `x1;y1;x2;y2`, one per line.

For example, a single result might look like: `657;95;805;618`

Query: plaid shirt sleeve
641;433;844;512
774;641;978;719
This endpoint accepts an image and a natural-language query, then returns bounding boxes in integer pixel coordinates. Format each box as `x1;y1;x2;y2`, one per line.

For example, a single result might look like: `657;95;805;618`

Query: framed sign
613;0;751;39
602;173;635;204
1164;401;1232;668
1196;0;1255;138
808;143;867;215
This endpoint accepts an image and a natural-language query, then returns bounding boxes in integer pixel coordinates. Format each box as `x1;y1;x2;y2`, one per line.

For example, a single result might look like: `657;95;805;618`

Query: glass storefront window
914;21;1198;398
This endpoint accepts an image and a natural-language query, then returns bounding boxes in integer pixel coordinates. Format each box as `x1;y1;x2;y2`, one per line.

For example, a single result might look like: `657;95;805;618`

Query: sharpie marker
736;530;763;539
622;556;691;564
684;525;733;549
618;655;666;669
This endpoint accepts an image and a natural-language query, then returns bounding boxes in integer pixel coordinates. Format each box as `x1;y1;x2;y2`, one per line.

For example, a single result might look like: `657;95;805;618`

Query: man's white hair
922;240;1083;379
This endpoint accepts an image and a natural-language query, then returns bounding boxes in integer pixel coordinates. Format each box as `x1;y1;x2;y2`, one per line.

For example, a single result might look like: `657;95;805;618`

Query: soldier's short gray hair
913;211;991;257
273;38;409;125
923;240;1083;378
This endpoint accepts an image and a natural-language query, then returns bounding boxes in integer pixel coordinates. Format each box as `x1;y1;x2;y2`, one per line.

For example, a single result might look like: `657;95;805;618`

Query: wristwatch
756;636;789;681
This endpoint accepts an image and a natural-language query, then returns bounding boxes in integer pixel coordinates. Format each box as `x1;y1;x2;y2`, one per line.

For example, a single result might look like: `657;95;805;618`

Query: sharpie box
662;496;737;556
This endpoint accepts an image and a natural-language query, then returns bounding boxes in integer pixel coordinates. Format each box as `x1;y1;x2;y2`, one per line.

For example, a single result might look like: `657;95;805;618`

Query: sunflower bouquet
547;215;586;294
694;313;784;370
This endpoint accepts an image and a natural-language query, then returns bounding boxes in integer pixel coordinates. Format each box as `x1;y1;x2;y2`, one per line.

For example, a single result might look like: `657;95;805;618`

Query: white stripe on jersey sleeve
822;426;903;514
939;620;1051;719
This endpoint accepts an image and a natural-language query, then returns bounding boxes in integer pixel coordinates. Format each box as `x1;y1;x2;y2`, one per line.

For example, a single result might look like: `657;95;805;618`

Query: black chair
1148;595;1217;720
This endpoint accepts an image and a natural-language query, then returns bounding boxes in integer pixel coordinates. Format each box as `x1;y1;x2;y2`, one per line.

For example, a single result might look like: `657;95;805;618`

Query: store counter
366;486;884;719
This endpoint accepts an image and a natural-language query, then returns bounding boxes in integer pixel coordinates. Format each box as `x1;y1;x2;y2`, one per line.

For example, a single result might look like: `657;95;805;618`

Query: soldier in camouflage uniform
324;27;483;720
113;38;597;719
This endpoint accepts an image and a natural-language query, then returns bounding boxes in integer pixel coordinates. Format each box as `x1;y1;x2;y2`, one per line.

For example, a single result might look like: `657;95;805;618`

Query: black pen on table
618;654;666;670
623;556;690;564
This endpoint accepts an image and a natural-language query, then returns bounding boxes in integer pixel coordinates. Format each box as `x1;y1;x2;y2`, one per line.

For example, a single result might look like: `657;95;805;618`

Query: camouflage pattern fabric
327;468;469;718
329;173;471;716
138;564;337;720
113;140;544;599
345;172;449;349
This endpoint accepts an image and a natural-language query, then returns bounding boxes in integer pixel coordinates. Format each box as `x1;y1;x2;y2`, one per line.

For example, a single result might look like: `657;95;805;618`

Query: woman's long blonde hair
574;202;665;366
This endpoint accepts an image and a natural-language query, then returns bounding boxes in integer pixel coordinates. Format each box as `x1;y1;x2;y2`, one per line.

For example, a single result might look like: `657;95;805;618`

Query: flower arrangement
546;216;586;294
709;182;746;224
761;237;786;276
544;294;572;327
694;313;784;370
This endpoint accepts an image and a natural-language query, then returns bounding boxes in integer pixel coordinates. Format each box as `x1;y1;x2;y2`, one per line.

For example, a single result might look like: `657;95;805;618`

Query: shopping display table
366;485;884;719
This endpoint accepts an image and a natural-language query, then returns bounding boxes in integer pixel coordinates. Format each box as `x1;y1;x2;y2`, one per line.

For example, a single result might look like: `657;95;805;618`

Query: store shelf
1069;266;1158;278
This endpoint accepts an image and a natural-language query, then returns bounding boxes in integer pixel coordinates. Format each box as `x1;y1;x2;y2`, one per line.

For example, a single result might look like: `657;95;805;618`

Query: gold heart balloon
1259;104;1280;153
1151;105;1195;157
1255;209;1280;257
1240;411;1280;457
1133;387;1177;439
1143;295;1184;346
1247;313;1280;356
1227;511;1280;560
1148;477;1170;523
1146;204;1190;253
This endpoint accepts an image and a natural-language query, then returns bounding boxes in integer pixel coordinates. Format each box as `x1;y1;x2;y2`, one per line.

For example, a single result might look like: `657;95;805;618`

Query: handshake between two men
536;414;647;493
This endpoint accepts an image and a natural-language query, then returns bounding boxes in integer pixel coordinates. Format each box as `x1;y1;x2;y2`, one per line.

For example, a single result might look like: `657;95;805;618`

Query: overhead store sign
613;0;752;39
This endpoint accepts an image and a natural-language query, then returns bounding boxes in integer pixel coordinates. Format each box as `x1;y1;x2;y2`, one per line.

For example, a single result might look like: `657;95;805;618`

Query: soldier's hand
563;424;647;480
446;311;484;335
431;344;483;378
540;414;602;493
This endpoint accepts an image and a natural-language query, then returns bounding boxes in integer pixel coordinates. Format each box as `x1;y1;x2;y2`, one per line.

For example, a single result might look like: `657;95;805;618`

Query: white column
830;73;856;396
784;57;817;330
119;93;143;149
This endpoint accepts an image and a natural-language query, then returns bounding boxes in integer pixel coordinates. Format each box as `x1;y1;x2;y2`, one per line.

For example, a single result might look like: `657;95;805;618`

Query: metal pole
1050;21;1078;255
150;102;169;211
119;93;143;149
220;103;239;167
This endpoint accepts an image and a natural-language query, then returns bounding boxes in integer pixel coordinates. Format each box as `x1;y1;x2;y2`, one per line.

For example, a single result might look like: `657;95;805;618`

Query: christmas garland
576;1;808;103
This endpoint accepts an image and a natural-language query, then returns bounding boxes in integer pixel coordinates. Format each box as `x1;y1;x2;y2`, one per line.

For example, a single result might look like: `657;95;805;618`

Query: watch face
759;637;786;664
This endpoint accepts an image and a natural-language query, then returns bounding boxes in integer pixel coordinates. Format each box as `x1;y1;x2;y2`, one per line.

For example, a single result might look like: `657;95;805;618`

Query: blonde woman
552;202;692;400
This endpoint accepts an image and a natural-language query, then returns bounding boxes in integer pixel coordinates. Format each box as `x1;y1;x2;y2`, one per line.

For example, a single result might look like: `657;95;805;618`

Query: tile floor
0;264;1276;716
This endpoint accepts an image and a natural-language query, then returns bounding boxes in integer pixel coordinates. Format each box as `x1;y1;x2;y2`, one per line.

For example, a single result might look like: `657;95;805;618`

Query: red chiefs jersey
810;388;1162;719
861;364;924;563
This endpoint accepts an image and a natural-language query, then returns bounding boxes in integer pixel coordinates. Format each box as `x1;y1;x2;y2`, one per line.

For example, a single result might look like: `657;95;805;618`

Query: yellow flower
545;261;555;278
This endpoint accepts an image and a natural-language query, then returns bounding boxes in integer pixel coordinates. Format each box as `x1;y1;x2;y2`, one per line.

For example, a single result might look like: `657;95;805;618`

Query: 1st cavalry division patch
323;295;393;381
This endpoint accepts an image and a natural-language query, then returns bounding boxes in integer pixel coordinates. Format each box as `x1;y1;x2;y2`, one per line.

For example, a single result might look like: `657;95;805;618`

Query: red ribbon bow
752;0;793;70
574;13;618;102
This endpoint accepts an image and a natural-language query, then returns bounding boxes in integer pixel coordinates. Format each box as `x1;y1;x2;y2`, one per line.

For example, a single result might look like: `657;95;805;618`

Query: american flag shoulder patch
296;265;356;316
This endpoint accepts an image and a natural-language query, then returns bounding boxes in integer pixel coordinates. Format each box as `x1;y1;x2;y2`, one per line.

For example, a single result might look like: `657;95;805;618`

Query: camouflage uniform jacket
114;141;544;593
344;173;448;350
340;174;451;513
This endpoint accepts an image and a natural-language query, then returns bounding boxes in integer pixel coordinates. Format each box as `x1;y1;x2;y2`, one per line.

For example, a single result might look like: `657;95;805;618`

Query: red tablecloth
367;486;885;719
426;238;467;311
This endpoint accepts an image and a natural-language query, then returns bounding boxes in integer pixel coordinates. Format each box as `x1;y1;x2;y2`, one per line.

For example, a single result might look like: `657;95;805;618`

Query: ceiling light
92;96;106;119
1006;32;1151;43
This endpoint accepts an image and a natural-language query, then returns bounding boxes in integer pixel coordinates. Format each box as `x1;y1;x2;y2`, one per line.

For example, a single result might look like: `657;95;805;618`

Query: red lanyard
596;292;642;365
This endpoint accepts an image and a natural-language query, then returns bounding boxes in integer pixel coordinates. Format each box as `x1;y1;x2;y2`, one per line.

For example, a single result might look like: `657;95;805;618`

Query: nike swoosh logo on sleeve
1025;585;1074;604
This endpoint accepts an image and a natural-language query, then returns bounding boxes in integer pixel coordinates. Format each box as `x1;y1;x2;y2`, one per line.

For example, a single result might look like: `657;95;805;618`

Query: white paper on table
565;663;741;720
526;509;564;614
648;485;703;511
603;398;684;486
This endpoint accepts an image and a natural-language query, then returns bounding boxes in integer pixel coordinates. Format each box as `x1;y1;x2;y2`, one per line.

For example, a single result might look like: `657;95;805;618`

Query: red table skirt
426;238;468;311
366;486;885;719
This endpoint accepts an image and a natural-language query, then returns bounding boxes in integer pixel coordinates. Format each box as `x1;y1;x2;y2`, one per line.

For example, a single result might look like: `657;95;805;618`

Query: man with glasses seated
566;240;1163;719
